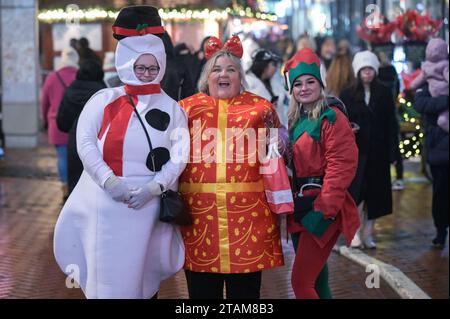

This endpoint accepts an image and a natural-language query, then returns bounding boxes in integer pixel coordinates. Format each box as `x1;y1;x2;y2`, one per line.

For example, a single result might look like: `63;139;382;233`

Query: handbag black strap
55;71;68;89
126;94;156;167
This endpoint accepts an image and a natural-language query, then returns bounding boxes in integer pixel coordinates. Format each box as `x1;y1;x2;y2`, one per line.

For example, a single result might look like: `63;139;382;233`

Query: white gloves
127;180;163;210
104;175;131;202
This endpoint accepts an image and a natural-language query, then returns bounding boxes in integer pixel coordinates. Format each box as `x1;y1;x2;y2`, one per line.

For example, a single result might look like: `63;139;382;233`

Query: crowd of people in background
38;5;448;299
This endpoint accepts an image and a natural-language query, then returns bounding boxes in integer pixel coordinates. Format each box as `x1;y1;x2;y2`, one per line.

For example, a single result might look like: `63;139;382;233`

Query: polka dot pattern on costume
145;109;171;131
146;147;170;172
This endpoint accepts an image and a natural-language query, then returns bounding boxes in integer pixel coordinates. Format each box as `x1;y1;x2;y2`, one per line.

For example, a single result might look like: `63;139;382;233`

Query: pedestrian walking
178;35;285;299
325;51;355;97
315;36;336;71
340;51;398;249
160;32;196;101
411;38;449;133
376;51;404;191
413;39;449;249
75;37;102;65
192;36;212;90
56;59;106;194
53;6;189;299
246;49;288;126
285;48;359;299
40;46;78;201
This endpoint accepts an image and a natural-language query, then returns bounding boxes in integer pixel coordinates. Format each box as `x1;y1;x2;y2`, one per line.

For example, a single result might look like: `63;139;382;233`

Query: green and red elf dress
283;47;360;299
287;105;360;246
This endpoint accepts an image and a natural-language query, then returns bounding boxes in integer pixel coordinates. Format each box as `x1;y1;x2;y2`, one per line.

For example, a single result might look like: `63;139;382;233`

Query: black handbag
127;95;192;226
159;189;192;225
291;164;323;224
294;194;317;224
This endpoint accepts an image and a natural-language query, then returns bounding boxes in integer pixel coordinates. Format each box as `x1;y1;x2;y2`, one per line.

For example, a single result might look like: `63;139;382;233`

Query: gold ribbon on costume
179;180;264;194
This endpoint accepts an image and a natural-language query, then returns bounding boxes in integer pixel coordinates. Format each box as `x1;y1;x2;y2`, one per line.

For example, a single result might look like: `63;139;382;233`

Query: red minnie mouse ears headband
205;35;244;60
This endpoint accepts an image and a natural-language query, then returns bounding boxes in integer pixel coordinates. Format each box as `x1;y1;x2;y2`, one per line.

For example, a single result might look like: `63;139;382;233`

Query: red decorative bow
204;35;244;60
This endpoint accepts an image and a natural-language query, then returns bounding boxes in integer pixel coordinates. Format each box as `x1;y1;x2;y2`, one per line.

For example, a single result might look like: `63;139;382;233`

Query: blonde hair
287;89;327;130
197;51;247;95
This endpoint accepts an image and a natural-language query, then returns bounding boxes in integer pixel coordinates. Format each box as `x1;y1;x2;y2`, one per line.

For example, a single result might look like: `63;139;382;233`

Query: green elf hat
283;48;324;93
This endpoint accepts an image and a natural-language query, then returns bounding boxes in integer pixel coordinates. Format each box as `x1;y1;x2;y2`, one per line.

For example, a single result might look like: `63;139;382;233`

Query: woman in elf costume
178;35;285;299
285;48;360;299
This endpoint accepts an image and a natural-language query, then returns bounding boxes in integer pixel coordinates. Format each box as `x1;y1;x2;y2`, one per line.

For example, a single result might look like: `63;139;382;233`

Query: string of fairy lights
37;7;278;23
38;7;423;161
397;95;423;159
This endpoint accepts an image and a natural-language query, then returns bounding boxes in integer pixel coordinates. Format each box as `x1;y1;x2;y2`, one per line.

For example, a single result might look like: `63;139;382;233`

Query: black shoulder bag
126;95;192;226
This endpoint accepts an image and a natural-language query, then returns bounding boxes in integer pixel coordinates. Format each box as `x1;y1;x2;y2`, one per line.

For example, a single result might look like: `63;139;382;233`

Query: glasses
134;65;160;75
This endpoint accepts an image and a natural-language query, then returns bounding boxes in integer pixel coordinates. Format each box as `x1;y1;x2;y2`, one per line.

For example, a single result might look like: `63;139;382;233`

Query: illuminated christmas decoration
396;10;443;42
38;7;278;24
356;15;397;44
397;93;424;159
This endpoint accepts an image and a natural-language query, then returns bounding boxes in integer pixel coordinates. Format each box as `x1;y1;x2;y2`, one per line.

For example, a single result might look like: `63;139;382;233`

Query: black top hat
112;6;164;40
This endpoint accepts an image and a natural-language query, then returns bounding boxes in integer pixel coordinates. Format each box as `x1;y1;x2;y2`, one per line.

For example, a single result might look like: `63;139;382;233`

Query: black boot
432;229;448;249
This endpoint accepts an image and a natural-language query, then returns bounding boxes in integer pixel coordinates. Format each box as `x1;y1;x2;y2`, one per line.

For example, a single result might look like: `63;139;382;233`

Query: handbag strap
55;71;68;89
290;161;322;196
126;94;156;168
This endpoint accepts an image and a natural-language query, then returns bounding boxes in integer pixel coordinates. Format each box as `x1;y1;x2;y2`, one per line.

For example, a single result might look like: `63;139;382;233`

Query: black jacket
57;80;106;192
340;80;398;219
378;65;400;100
160;33;196;101
414;85;449;166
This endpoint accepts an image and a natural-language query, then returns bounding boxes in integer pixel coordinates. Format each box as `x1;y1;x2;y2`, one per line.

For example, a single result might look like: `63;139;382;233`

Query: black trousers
394;151;404;180
184;270;262;299
430;164;449;232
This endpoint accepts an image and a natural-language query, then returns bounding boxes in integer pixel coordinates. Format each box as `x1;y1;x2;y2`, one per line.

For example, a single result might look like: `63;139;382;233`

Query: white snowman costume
53;34;189;299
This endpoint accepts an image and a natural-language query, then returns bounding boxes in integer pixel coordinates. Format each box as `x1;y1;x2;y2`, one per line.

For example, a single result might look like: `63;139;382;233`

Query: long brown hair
325;53;355;97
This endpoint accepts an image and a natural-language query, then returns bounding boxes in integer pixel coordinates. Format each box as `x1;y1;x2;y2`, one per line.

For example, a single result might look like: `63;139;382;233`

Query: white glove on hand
128;181;163;210
104;175;131;202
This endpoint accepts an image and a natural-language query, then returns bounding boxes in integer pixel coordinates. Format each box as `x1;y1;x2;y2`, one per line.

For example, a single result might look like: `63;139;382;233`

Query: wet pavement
0;134;447;299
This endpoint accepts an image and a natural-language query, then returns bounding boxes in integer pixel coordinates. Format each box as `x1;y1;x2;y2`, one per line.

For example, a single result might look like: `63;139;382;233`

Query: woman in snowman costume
53;6;189;299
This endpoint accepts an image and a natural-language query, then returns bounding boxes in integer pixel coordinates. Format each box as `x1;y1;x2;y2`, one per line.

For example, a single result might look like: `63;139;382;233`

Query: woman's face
207;55;241;99
321;38;336;60
134;54;160;83
292;75;322;106
360;67;376;86
262;61;278;80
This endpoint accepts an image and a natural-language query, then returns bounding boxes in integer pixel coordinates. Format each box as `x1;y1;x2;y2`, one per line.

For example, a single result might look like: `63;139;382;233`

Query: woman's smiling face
207;55;241;100
292;75;322;106
133;54;160;83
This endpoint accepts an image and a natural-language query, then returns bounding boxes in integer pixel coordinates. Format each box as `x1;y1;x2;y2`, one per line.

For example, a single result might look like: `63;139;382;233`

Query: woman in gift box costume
53;6;189;298
178;36;285;299
285;48;360;299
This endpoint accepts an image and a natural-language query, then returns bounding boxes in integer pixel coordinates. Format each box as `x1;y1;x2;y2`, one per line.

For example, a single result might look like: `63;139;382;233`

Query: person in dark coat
414;85;449;248
192;36;212;90
76;37;102;65
340;51;398;249
174;42;196;86
377;51;404;190
56;59;106;193
160;32;195;101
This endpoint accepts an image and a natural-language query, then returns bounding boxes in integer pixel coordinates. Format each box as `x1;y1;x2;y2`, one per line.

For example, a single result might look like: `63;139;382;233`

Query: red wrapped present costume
178;91;285;274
